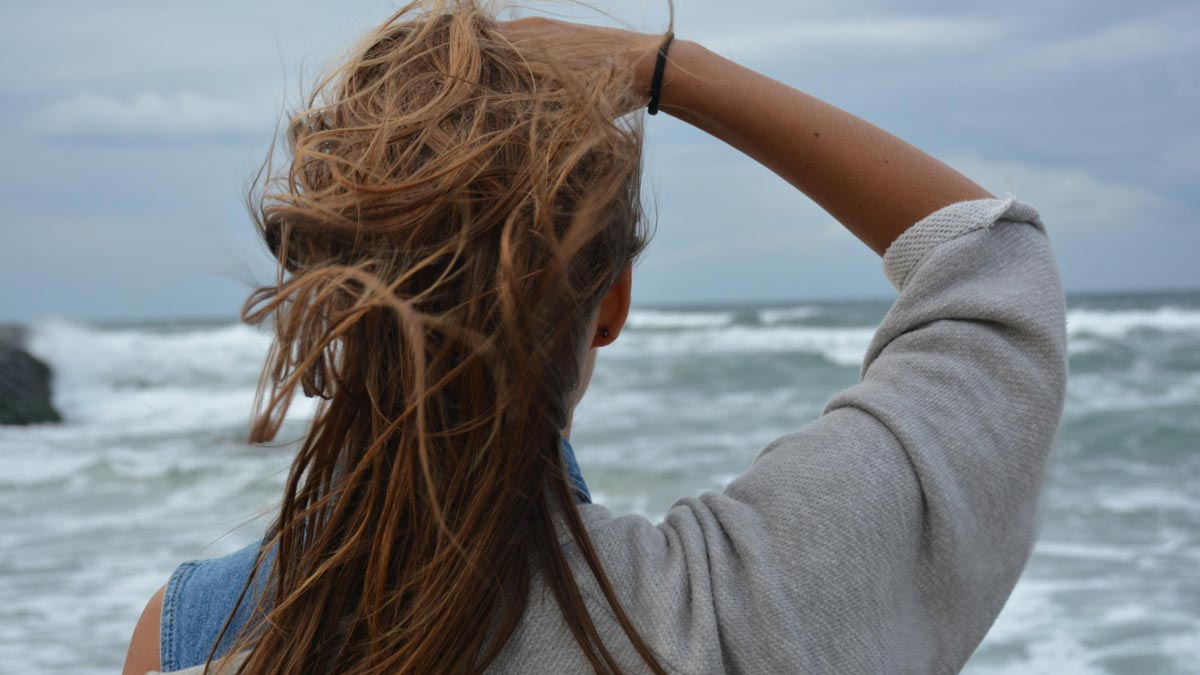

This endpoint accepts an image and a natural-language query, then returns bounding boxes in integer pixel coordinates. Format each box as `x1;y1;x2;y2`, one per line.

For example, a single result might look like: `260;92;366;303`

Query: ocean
2;289;1197;673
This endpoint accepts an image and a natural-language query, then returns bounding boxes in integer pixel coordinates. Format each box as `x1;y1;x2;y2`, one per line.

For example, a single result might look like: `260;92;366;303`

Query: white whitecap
1065;372;1200;414
625;309;735;329
1066;307;1200;338
757;305;820;325
18;319;318;434
611;324;873;367
1065;336;1103;355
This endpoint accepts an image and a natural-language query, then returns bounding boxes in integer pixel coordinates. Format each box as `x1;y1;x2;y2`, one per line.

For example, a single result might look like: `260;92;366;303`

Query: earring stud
598;327;609;338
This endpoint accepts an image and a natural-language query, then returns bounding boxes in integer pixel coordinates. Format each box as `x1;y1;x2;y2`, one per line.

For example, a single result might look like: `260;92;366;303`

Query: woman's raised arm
500;18;994;254
657;39;995;254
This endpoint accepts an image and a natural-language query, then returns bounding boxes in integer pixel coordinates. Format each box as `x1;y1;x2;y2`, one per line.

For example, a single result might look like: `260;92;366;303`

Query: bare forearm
657;40;994;255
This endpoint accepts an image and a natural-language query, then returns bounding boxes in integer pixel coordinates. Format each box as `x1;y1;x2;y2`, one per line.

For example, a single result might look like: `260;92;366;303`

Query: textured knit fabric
153;195;1068;674
158;436;590;671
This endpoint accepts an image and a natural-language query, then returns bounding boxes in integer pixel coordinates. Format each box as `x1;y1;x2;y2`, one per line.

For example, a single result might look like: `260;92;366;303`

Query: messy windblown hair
212;0;666;673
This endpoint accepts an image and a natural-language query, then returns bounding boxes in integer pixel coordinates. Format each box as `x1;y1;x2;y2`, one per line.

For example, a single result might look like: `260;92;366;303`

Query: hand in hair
509;14;994;255
496;17;667;113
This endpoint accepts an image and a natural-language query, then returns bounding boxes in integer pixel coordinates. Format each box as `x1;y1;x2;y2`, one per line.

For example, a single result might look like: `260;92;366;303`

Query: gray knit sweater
156;196;1068;674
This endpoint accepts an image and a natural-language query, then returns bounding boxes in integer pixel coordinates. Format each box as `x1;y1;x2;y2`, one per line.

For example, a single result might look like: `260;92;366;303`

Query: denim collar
560;435;592;504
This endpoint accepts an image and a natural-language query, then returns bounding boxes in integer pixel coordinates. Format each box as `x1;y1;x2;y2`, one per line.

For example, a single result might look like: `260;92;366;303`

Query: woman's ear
591;265;632;348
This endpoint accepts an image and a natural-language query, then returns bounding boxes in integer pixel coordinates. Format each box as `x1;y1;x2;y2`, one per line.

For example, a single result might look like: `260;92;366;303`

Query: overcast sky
1;0;1196;322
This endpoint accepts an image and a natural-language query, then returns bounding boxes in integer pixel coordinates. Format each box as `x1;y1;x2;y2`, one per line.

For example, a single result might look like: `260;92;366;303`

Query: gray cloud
1011;7;1199;73
696;16;1016;61
36;92;264;141
942;154;1173;233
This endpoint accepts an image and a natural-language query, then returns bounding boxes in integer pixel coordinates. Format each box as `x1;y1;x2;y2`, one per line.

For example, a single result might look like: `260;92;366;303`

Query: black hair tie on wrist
647;31;675;116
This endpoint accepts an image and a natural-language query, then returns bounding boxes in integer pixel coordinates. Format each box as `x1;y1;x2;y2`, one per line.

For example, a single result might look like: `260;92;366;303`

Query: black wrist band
647;31;674;116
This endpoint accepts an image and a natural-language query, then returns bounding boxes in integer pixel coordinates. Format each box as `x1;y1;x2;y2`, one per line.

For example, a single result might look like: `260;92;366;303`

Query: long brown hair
211;1;667;673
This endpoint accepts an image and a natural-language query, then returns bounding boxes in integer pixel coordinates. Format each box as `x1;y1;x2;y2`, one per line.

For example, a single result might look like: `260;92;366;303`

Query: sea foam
625;309;735;329
1066;307;1200;338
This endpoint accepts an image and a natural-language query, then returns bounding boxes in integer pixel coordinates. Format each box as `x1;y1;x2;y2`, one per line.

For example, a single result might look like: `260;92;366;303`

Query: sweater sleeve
573;196;1068;674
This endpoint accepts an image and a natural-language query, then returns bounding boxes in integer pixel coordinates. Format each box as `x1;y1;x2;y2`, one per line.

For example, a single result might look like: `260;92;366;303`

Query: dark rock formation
0;326;63;425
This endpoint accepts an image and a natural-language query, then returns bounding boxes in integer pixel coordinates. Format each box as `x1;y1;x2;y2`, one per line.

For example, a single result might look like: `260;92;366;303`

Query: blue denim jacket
159;436;590;671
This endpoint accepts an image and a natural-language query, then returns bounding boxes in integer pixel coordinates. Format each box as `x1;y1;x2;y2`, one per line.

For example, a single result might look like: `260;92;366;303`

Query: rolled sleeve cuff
882;194;1046;291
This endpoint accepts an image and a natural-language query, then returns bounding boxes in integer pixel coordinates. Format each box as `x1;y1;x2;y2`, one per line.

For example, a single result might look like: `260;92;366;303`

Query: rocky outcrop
0;326;63;425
